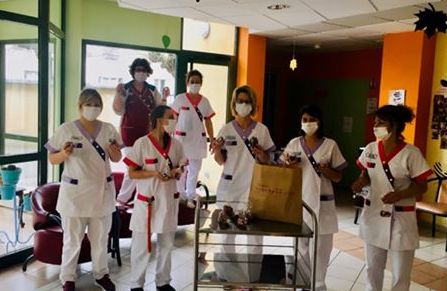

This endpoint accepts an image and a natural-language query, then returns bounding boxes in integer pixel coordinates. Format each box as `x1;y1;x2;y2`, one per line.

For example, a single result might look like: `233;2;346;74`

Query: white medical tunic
357;141;432;250
45;120;122;217
215;120;275;210
283;136;347;234
171;93;215;159
124;134;186;234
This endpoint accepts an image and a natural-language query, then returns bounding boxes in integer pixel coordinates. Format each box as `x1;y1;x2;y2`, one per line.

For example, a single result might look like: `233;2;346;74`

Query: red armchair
22;182;121;271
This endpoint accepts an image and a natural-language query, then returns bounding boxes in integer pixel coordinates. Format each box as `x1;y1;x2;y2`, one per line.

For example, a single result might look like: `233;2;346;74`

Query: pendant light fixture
290;39;297;71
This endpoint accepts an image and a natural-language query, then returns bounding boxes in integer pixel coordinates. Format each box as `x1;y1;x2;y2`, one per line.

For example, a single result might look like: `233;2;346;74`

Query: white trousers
365;243;415;291
286;234;333;291
60;215;112;283
214;234;263;283
117;147;136;203
130;231;175;288
177;159;202;200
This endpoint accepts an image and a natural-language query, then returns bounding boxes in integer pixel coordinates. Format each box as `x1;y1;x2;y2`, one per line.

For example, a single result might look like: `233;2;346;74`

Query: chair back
433;162;447;203
438;180;447;203
32;182;61;230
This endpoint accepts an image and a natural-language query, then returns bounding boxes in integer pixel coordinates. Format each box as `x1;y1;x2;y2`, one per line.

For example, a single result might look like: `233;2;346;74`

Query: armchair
22;182;121;271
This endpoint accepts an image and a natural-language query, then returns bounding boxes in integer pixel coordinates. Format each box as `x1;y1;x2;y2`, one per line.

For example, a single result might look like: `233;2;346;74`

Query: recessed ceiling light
267;4;290;10
314;44;321;49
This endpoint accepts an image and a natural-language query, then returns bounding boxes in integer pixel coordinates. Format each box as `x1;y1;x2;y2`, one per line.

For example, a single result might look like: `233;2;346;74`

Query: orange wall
237;28;267;121
379;31;435;153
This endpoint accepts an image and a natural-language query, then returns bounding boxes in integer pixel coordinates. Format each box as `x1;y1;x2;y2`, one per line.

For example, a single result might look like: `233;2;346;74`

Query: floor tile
424;276;447;291
432;257;447;268
413;262;447;279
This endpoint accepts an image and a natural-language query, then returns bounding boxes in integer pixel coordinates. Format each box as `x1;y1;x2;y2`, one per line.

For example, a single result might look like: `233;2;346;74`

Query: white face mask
373;126;390;140
134;72;147;82
82;106;101;121
235;103;252;117
163;119;177;134
188;84;201;94
301;122;319;136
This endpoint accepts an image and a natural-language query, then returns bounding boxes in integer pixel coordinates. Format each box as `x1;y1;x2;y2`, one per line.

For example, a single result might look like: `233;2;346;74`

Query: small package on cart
249;163;302;224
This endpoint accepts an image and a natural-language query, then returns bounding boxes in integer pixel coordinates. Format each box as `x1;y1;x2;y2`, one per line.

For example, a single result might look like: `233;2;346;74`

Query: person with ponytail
281;105;347;291
124;105;186;291
352;105;432;291
46;89;122;291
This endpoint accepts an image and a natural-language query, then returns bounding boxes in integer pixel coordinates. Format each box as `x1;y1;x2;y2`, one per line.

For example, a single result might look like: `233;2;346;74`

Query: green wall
283;79;369;186
0;0;37;17
0;21;37;40
0;0;37;40
65;0;182;120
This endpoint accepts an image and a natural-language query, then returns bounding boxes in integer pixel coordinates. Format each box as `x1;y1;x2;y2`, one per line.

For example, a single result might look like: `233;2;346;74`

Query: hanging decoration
414;3;447;38
289;40;297;71
162;35;171;49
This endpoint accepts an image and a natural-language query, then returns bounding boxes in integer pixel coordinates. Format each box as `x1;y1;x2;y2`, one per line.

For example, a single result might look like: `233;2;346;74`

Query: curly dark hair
375;105;414;137
129;58;153;78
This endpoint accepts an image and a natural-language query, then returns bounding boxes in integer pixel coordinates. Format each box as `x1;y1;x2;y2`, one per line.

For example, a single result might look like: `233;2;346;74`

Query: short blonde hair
78;88;103;110
230;85;257;117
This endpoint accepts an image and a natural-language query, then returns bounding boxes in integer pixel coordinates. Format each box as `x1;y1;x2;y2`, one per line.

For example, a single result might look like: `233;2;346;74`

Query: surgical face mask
301;122;319;136
188;84;201;94
235;103;252;118
134;72;148;82
373;126;390;140
82;106;101;121
163;119;177;134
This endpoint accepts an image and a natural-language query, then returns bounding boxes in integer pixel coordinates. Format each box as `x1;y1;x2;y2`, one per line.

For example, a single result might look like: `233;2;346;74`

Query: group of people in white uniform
45;57;433;291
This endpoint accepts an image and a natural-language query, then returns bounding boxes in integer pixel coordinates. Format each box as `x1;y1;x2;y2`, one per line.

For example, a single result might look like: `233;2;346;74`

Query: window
1;40;39;157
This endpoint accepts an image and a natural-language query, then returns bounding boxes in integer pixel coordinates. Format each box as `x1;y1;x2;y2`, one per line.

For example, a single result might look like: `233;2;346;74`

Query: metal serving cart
193;201;318;290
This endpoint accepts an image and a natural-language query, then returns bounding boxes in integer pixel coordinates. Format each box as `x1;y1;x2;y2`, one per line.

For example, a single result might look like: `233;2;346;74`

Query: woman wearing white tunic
124;105;186;291
352;105;432;291
171;70;215;207
211;85;275;282
46;89;122;291
281;105;347;291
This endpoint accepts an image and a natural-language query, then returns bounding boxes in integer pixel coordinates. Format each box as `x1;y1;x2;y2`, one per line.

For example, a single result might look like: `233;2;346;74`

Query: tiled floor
0;198;446;291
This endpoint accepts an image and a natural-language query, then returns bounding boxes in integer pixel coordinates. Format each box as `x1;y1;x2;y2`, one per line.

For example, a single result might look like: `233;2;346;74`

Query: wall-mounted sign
366;97;377;114
389;89;406;105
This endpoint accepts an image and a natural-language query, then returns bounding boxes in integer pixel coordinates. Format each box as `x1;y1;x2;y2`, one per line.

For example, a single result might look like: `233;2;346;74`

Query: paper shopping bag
249;163;302;225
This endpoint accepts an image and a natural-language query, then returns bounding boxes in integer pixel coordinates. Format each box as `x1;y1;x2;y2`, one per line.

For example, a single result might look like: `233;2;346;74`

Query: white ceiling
117;0;447;51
